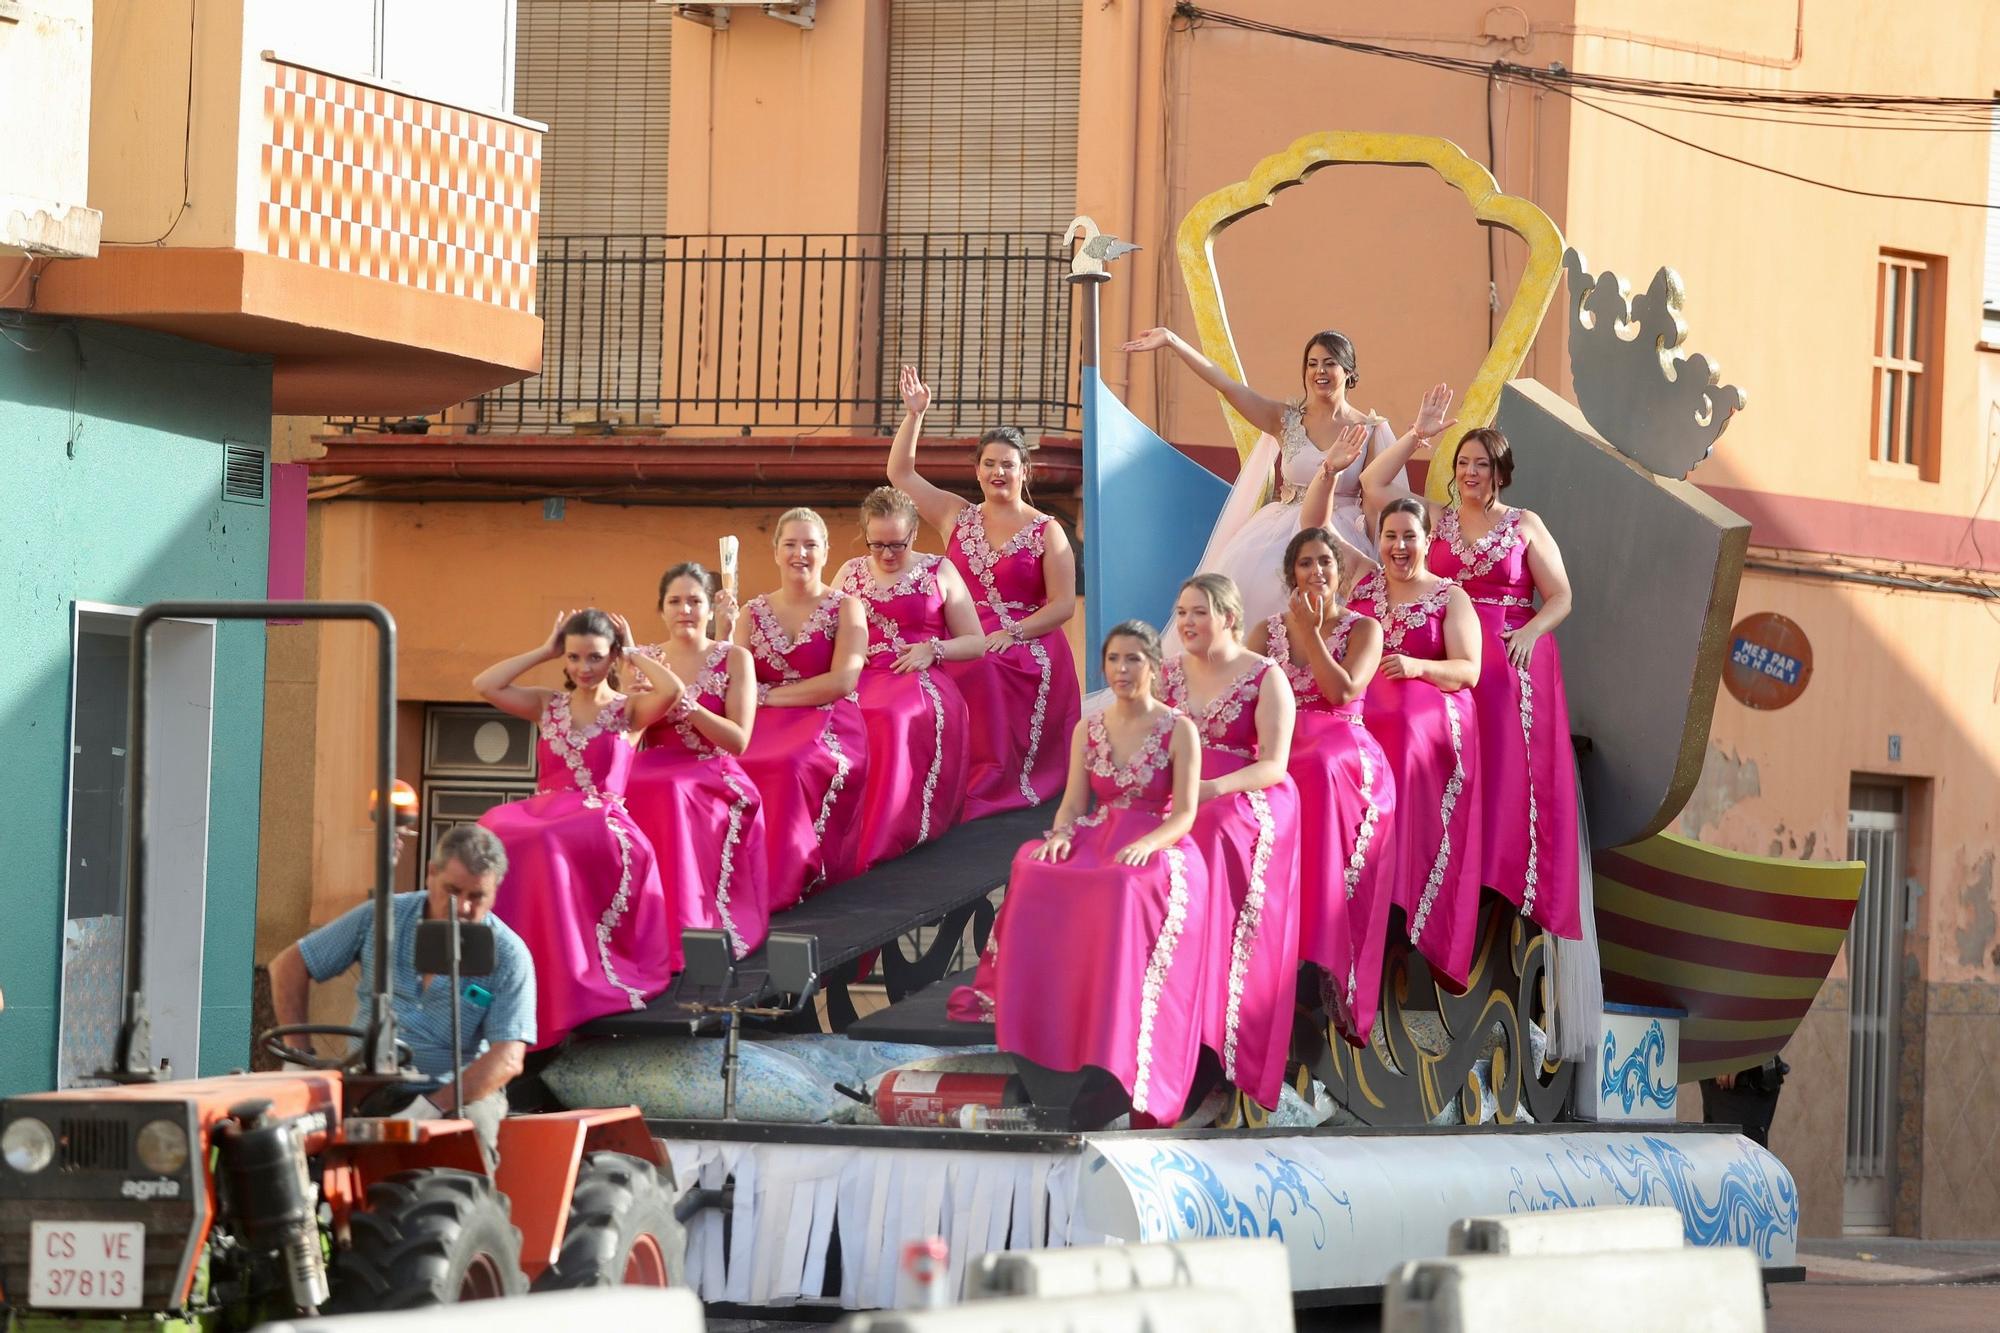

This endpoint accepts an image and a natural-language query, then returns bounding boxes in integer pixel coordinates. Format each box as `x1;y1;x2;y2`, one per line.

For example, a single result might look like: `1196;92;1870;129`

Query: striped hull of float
1593;832;1863;1083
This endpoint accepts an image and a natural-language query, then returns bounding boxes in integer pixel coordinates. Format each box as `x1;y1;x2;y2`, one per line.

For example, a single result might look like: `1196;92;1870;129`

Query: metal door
1843;781;1905;1233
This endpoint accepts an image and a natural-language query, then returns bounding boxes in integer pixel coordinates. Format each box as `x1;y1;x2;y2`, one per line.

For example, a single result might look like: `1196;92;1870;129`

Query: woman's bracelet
666;692;698;723
756;681;773;705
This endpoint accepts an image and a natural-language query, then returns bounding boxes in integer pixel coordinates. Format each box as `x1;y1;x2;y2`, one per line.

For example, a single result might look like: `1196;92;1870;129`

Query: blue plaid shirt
297;892;537;1088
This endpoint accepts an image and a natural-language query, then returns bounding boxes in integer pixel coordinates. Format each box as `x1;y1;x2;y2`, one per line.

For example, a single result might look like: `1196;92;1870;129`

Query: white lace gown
1191;401;1391;631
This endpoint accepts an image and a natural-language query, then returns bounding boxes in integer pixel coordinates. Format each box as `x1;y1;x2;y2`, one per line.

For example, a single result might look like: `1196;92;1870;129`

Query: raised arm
1121;328;1289;438
886;366;970;535
1359;383;1458;518
1029;722;1094;862
473;611;569;721
1201;668;1296;799
764;597;867;707
1299;422;1372;530
1500;511;1575;670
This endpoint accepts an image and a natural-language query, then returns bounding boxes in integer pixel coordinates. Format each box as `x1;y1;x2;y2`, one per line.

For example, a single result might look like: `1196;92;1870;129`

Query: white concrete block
838;1286;1250;1333
1383;1247;1764;1333
1448;1206;1685;1256
966;1237;1292;1332
256;1286;706;1333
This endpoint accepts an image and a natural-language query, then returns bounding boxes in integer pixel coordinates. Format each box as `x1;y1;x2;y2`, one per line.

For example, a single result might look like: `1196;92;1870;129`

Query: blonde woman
731;508;870;906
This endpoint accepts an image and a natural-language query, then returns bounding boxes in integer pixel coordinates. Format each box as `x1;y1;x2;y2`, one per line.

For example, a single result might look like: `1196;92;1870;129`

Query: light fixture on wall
667;1;816;31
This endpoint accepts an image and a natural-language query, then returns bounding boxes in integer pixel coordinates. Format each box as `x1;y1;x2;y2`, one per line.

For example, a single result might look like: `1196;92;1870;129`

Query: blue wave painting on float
1079;365;1231;689
1504;1135;1800;1259
1115;1145;1353;1250
1601;1019;1677;1113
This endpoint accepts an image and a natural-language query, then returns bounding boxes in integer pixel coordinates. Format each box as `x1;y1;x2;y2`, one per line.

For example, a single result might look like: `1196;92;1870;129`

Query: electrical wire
105;0;199;246
1174;5;2000;211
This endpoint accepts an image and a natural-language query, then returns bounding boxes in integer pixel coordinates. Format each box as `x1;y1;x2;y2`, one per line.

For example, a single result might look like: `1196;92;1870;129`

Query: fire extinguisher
873;1070;1029;1127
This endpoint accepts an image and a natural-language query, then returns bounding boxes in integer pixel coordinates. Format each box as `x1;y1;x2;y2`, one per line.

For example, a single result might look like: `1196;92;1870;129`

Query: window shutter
498;0;674;426
882;0;1081;432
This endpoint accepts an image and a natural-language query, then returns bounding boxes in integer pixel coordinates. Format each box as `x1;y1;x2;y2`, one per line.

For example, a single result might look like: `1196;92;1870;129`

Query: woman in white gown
1122;327;1395;630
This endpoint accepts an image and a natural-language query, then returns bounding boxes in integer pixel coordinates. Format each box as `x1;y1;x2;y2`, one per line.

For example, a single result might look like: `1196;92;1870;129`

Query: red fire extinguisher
873;1070;1029;1127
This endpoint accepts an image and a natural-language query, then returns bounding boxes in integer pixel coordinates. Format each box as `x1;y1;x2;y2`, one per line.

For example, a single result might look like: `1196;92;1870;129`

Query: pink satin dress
1429;506;1581;939
480;692;672;1047
947;708;1215;1123
1161;657;1302;1110
942;505;1081;816
1264;613;1398;1046
1349;572;1484;991
837;555;972;870
739;591;870;906
625;642;771;969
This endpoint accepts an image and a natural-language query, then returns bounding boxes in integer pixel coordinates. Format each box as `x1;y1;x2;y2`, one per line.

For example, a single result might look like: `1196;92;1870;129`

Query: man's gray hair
430;823;509;881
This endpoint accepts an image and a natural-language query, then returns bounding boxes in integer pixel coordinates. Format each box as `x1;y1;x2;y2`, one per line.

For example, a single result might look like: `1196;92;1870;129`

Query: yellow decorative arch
1175;131;1566;502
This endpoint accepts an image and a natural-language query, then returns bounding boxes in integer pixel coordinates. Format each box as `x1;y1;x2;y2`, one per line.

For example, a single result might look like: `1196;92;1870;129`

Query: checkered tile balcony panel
259;60;541;314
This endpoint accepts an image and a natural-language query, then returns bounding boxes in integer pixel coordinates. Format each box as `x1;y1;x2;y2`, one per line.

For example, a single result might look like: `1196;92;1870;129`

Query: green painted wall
0;319;273;1096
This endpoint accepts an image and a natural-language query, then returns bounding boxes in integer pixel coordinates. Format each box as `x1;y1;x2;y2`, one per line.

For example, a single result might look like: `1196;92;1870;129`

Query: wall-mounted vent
222;442;266;504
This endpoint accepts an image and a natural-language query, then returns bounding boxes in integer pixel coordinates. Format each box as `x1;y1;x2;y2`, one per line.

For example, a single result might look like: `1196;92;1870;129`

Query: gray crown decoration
1563;248;1746;479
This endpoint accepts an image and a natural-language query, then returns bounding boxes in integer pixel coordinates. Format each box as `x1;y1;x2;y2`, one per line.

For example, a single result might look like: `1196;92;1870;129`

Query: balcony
1;1;542;415
333;231;1078;436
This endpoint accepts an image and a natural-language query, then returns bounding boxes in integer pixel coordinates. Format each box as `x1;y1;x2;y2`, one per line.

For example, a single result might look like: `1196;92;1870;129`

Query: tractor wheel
330;1168;528;1310
534;1152;687;1290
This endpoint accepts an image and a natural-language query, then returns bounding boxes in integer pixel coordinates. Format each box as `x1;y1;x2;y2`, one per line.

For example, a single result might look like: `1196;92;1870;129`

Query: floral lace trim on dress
539;694;648;1011
1408;690;1469;947
838;554;943;606
1131;845;1192;1116
952;507;1054;800
1084;709;1175;799
1265;613;1361;711
1354;575;1452;653
1220;786;1278;1085
747;590;845;679
1160;658;1269;751
1515;664;1541;917
1439;506;1524;581
715;769;753;958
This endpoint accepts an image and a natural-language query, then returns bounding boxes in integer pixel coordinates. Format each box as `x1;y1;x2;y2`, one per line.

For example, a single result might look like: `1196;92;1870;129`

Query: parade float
547;131;1863;1314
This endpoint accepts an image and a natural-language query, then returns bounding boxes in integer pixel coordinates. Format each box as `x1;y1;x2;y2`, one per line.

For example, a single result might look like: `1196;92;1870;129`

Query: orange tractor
0;602;681;1330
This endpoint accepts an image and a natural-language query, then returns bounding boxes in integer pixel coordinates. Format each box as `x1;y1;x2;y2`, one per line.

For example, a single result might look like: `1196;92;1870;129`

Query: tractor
0;601;683;1330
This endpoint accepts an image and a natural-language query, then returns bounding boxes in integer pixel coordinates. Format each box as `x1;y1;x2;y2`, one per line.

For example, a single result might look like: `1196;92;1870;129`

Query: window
1871;251;1943;480
249;0;516;117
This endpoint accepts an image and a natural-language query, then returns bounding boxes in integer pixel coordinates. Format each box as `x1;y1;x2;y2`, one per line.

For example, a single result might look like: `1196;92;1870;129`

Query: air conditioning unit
667;1;815;31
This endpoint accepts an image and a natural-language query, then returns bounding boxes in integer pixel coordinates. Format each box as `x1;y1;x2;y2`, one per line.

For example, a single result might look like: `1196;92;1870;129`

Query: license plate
28;1221;145;1310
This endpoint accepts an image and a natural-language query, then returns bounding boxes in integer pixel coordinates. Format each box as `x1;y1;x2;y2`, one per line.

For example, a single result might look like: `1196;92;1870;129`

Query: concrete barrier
836;1286;1249;1332
1448;1206;1686;1256
966;1236;1292;1331
1383;1247;1764;1333
255;1287;706;1333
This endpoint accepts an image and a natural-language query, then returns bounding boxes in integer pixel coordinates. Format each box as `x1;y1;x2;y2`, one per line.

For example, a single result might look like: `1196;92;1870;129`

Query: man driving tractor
267;822;535;1165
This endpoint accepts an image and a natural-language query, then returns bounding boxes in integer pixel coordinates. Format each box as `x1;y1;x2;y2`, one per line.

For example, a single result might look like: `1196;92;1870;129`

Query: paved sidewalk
1799;1235;2000;1285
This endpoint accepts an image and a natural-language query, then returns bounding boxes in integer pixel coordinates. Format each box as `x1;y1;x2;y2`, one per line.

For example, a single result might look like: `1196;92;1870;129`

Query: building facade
0;0;542;1097
290;0;1997;1237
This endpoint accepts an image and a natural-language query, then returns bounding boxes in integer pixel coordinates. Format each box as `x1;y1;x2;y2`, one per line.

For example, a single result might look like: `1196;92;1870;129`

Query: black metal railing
471;232;1078;434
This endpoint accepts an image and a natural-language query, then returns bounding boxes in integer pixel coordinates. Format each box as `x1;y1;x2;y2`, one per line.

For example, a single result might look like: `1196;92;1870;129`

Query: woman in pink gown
474;608;676;1046
729;508;870;906
834;487;987;869
626;562;771;969
1246;527;1396;1046
1161;575;1301;1110
948;621;1214;1125
887;366;1080;815
1349;496;1486;992
1363;415;1581;938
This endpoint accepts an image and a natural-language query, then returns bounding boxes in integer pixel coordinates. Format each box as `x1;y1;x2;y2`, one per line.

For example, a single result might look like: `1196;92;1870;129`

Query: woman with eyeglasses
888;366;1081;816
730;507;871;907
834;486;987;870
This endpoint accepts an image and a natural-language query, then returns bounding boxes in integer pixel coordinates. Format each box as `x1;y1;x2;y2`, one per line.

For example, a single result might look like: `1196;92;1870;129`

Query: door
1843;779;1905;1233
58;606;216;1087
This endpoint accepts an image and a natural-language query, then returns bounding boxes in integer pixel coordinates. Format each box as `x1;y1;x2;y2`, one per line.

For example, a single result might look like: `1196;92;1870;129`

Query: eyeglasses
866;541;911;554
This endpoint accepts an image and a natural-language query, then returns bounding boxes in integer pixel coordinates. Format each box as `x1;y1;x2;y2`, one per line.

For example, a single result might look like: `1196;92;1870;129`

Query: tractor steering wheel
260;1024;414;1073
